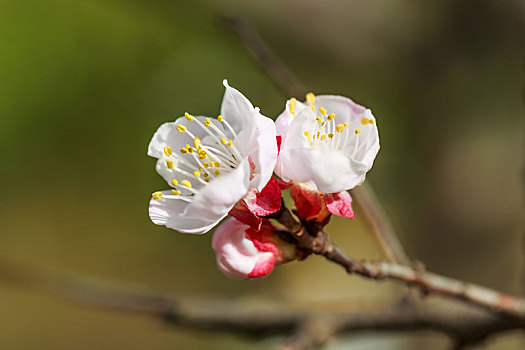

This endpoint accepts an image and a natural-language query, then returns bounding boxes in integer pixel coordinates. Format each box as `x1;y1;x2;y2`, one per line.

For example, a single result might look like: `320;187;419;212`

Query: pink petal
324;190;355;219
290;183;325;220
228;177;282;230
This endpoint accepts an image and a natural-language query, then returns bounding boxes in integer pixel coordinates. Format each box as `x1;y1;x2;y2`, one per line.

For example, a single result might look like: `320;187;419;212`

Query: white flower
148;80;277;234
275;93;380;193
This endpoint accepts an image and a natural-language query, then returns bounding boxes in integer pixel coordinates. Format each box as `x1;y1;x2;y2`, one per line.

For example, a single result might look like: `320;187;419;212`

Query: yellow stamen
304;131;310;137
166;159;174;168
344;122;349;128
171;189;181;195
310;105;315;112
171;179;178;186
176;124;187;133
327;113;335;121
214;162;220;167
214;170;220;176
354;128;361;134
336;124;345;133
184;112;194;121
199;154;206;159
328;133;334;138
203;162;209;168
203;173;208;177
152;192;163;200
321;135;326;140
289;97;297;111
181;180;192;188
319;107;327;115
193;171;200;177
221;137;227;145
199;167;203;171
227;139;233;147
163;146;172;156
316;116;322;123
180;148;188;154
204;178;210;183
188;147;194;153
194;137;201;148
306;92;315;104
218;115;223;122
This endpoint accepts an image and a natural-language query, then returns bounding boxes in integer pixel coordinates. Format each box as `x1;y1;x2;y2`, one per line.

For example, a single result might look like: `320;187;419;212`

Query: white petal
183;158;252;221
249;112;278;191
148;191;221;234
220;79;256;135
277;148;367;193
314;95;367;124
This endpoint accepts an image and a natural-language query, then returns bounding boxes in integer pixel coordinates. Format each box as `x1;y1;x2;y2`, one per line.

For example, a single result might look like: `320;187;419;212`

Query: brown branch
0;258;520;349
220;16;412;266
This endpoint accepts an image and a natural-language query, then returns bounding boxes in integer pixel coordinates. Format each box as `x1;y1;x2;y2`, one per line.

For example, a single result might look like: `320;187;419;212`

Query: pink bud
212;218;296;279
290;182;355;222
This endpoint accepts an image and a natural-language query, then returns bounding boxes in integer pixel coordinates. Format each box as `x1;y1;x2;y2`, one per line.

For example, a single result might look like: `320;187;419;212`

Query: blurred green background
0;0;523;349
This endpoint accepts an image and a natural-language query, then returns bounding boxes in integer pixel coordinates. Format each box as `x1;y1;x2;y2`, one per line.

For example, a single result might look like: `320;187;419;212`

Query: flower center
291;93;374;157
152;113;243;202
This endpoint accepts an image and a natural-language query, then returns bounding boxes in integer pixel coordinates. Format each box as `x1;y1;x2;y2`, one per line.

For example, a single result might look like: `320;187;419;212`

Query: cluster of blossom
148;80;379;279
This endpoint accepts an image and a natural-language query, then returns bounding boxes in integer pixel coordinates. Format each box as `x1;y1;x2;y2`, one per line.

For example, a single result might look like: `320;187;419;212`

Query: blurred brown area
0;0;523;349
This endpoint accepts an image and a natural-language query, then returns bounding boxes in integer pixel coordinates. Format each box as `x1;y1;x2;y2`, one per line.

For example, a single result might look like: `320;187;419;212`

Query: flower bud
212;218;296;279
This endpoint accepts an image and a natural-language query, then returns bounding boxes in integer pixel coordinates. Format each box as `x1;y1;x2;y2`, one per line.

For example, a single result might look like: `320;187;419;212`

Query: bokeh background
0;0;523;349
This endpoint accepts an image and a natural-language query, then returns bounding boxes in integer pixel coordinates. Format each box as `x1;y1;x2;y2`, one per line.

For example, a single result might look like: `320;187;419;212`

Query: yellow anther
171;189;181;195
289;97;297;111
199;167;203;171
227;139;233;147
354;128;361;134
217;115;224;122
204;178;210;183
181;180;192;188
152;192;163;200
319;107;327;115
321;122;325;127
199;154;206;159
204;118;211;126
163;146;172;156
316;116;322;123
306;92;315;104
166;159;174;168
327;113;335;121
316;131;320;139
344;122;349;128
291;110;296;117
193;171;201;177
171;179;179;186
310;105;315;112
221;137;227;145
214;162;220;167
185;144;191;149
304;131;310;137
184;112;194;121
194;137;201;148
203;173;208;177
180;148;188;154
328;133;334;138
203;162;209;168
176;124;187;133
369;119;374;124
336;124;345;133
188;147;194;153
214;170;221;176
321;135;326;140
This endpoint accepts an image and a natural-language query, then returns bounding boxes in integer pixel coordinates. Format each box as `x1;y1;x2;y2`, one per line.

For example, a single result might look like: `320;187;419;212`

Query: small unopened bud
212;218;296;279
